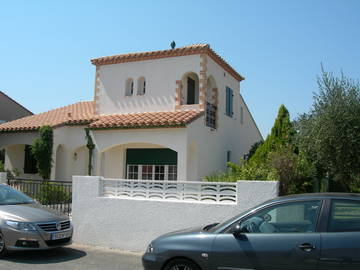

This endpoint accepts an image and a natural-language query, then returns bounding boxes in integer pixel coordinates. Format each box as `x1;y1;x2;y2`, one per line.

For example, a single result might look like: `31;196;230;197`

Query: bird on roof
171;41;176;49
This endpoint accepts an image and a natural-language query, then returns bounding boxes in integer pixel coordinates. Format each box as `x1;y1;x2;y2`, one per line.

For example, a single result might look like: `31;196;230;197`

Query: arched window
137;77;146;95
181;72;199;105
125;78;134;96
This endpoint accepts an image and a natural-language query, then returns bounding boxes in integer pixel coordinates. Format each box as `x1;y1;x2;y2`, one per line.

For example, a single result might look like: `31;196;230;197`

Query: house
0;91;33;124
0;91;33;165
0;44;262;181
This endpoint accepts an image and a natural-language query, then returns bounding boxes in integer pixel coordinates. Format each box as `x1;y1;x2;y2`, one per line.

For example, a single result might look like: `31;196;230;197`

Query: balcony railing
206;102;217;129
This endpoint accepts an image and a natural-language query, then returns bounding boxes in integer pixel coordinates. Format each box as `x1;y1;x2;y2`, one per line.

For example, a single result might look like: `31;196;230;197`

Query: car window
227;200;321;234
0;185;34;205
328;199;360;232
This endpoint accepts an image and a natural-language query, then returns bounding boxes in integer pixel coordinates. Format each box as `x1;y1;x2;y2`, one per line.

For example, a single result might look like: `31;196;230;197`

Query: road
0;244;144;270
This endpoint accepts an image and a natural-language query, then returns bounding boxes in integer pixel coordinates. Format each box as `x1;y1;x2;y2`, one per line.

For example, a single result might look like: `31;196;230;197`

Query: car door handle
298;243;315;252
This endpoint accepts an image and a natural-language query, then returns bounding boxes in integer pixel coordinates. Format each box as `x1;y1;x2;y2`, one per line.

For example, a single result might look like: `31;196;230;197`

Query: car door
318;199;360;270
210;200;322;270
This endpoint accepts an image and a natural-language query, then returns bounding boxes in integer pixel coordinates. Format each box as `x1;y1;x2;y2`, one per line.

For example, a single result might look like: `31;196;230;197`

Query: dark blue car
142;193;360;270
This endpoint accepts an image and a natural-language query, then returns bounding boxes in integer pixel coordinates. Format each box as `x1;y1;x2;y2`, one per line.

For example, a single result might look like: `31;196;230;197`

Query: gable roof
0;101;203;132
0;101;95;132
91;44;245;82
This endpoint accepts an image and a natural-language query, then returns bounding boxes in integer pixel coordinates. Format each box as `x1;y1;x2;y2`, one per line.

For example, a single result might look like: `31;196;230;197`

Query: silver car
0;183;73;257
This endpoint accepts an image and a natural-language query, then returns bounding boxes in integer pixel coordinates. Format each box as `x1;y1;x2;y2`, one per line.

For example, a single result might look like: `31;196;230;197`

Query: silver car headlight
5;220;37;231
146;243;154;253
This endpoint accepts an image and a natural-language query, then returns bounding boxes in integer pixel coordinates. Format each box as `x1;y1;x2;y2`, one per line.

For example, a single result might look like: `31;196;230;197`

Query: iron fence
7;178;72;216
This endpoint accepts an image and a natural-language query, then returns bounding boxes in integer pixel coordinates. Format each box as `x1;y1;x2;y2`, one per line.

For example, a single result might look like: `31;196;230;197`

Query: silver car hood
0;203;67;223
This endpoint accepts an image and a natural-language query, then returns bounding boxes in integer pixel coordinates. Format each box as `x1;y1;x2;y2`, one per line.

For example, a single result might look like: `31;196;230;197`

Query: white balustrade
100;178;237;204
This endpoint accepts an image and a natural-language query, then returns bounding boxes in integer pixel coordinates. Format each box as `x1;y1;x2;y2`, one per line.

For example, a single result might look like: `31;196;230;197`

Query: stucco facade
0;44;262;181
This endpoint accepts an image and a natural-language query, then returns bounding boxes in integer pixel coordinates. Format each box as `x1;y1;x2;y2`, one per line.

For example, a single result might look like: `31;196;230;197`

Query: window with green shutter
226;87;234;117
24;145;38;174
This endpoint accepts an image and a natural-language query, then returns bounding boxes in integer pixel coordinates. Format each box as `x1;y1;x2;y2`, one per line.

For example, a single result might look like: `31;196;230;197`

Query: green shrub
36;182;71;205
0;161;4;172
204;159;278;182
31;126;53;180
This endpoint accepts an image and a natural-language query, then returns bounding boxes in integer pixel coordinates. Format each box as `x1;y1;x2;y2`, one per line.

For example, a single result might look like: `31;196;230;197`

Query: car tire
0;233;7;258
164;258;200;270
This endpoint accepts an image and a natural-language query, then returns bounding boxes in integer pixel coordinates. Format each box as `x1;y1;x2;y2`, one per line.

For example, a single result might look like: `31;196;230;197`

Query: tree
31;126;53;180
244;141;263;161
296;68;360;191
250;104;295;164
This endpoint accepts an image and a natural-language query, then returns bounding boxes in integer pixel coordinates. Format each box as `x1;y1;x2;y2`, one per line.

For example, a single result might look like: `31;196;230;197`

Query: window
125;78;134;96
227;150;231;162
23;145;37;174
328;200;360;232
205;102;217;129
240;106;244;125
142;165;153;180
225;87;233;117
168;165;177;181
127;165;139;179
154;165;165;180
227;200;321;234
126;165;177;180
137;77;146;95
181;72;199;105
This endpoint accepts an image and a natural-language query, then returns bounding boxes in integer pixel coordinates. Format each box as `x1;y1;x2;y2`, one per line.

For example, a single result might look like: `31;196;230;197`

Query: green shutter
24;145;38;174
226;87;233;117
126;148;177;165
229;88;233;116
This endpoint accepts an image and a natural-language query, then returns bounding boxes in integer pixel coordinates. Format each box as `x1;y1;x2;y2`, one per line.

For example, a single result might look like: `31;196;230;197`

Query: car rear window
328;200;360;232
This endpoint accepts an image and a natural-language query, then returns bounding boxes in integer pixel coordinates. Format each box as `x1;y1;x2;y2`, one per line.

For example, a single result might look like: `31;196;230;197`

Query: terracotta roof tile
91;44;244;81
0;101;203;132
0;101;95;132
89;110;203;129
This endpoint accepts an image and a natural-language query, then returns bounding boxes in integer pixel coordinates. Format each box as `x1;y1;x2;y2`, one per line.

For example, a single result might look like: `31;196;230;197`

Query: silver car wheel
169;265;193;270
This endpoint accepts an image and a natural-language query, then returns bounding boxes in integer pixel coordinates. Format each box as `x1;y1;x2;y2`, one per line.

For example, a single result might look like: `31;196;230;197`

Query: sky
1;0;359;137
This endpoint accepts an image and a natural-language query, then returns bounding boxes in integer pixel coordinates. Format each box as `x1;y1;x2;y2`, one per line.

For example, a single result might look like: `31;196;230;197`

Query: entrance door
211;200;322;270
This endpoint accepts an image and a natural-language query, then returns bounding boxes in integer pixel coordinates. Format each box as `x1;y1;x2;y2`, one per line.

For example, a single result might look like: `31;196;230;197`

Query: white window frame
126;164;177;180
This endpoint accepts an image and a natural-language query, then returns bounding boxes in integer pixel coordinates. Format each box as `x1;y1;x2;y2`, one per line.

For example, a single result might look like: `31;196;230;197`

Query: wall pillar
0;172;7;185
177;149;187;181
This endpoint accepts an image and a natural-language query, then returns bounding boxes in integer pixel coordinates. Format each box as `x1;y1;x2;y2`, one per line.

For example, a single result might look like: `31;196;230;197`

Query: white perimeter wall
96;54;200;114
72;176;279;251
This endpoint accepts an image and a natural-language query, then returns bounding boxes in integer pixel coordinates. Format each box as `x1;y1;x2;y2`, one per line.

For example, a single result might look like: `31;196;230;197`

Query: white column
177;149;187;181
0;172;7;185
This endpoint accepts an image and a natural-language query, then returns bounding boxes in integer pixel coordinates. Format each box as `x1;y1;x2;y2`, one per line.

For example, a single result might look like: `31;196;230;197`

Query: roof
89;110;203;129
0;101;95;132
0;101;203;132
91;44;245;82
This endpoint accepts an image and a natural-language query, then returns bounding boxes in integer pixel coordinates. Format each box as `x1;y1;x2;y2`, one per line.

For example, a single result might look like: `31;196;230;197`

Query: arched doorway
100;143;178;180
55;144;66;180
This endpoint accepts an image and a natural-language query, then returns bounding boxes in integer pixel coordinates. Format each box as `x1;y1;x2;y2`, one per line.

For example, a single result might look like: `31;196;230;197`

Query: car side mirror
232;224;248;239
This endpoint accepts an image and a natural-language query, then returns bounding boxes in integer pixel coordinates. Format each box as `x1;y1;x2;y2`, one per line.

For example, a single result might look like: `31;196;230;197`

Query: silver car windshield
0;185;34;205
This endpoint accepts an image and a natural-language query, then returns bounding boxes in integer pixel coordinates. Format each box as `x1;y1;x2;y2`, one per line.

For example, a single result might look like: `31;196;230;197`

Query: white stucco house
0;44;262;181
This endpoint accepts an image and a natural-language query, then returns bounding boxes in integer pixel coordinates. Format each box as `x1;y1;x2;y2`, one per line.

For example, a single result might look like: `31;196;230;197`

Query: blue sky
1;0;359;136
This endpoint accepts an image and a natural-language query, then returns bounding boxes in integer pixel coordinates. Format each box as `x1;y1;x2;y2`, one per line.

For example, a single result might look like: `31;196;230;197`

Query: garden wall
72;176;278;251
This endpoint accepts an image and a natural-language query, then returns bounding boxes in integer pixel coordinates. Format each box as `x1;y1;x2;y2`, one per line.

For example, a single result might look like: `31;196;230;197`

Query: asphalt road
0;244;144;270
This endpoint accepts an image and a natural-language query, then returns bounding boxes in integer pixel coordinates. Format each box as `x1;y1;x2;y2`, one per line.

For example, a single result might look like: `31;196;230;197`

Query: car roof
264;193;360;205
